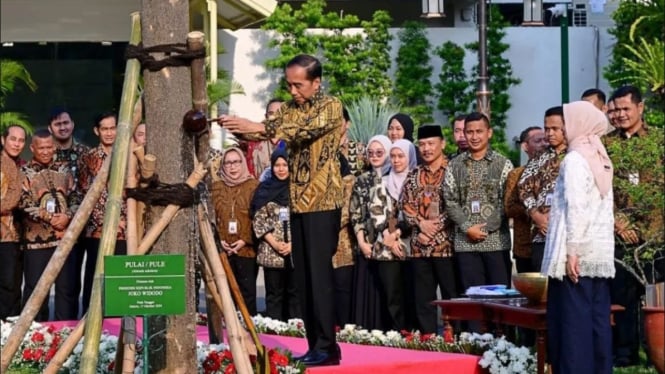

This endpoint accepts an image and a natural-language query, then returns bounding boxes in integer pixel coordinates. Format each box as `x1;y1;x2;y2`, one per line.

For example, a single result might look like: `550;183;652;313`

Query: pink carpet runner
50;319;481;373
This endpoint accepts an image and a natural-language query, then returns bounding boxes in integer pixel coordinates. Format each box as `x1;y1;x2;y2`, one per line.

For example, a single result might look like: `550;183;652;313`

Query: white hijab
385;139;417;201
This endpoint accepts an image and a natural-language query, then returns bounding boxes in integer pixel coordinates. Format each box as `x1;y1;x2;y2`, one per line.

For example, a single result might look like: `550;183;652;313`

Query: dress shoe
293;350;312;361
299;349;341;366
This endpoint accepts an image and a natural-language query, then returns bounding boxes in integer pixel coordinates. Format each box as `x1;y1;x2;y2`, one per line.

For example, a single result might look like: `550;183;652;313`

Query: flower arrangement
1;318;303;374
250;315;537;374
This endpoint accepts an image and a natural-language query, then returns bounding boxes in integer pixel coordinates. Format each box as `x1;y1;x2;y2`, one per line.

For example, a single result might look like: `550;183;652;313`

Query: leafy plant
394;21;434;127
605;127;664;285
464;5;521;163
1;59;37;134
345;96;400;144
261;0;393;103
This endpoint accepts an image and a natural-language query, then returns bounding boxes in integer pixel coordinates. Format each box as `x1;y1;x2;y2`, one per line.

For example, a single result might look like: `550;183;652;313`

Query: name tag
46;198;57;214
471;200;481;214
545;193;553;207
228;219;238;235
278;207;288;222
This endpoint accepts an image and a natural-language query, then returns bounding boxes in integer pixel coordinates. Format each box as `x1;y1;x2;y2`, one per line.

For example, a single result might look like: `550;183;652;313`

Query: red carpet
50;319;481;374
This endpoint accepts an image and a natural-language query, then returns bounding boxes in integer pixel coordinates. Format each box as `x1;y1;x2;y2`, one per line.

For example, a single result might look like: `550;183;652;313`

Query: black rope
126;174;200;207
125;43;205;72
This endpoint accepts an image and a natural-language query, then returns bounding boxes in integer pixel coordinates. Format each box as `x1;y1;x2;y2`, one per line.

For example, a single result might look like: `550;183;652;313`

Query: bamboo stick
80;12;142;372
199;249;225;342
197;205;253;374
0;156;111;372
43;317;86;374
136;162;207;255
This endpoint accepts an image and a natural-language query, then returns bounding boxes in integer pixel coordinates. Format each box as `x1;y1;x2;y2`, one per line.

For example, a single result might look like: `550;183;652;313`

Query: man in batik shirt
444;112;513;292
400;124;457;334
20;129;78;321
517;106;566;270
78;112;127;314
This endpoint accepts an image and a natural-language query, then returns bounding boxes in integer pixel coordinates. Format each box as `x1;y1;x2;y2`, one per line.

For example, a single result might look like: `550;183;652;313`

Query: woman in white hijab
541;101;615;374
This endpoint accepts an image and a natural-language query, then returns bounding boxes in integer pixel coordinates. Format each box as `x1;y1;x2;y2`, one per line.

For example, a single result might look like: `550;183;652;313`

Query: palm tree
1;59;37;134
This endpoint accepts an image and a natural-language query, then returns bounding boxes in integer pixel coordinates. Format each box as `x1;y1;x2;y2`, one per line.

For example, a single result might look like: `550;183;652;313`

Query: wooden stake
198;205;253;374
0;156;110;372
43;317;86;374
80;12;142;372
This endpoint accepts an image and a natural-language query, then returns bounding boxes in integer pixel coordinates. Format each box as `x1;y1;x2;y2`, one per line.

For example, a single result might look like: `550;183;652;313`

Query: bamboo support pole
198;205;253;374
136;162;207;255
188;31;207;113
199;249;226;342
135;151;153;243
0;156;111;372
80;12;142;372
43;317;86;374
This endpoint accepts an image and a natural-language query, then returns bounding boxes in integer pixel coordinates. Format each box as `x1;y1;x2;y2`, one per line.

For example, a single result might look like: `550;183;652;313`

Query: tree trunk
141;1;197;372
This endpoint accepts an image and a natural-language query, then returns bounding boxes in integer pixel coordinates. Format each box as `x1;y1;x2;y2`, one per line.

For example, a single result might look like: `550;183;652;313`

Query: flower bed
1;317;303;374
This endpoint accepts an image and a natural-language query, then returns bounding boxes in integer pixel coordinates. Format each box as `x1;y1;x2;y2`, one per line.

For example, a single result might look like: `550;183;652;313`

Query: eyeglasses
367;150;385;157
223;160;243;166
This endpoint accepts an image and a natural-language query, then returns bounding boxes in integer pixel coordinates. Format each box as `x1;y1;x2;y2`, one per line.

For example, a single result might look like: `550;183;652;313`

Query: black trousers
291;209;340;353
376;261;406;331
0;242;23;319
264;264;300;320
229;255;259;316
411;257;457;334
515;257;536;273
531;242;546;272
611;246;642;366
23;247;78;321
457;250;512;292
547;277;613;374
81;238;127;315
333;264;354;327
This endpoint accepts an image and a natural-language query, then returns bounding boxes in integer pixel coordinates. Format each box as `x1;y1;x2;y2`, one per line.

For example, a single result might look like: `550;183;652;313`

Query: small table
432;298;625;374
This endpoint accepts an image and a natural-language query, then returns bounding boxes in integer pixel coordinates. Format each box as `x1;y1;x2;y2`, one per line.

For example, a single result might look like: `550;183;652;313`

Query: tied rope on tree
125;174;201;207
125;43;205;72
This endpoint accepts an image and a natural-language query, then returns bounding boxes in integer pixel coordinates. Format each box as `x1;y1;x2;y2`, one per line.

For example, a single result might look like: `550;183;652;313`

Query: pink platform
50;319;482;374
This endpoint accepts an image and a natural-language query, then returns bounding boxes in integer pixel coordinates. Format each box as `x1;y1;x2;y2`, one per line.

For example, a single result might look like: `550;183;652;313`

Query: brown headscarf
218;147;254;187
563;101;613;198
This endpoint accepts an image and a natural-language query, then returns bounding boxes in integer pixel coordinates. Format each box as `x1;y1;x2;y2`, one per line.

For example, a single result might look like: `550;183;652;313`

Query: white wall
219;26;615;149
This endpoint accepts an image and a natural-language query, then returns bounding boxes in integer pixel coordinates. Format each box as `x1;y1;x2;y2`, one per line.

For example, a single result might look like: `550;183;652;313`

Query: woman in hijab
212;147;260;315
372;139;417;331
541;101;615;374
387;113;424;164
349;134;392;330
251;148;300;321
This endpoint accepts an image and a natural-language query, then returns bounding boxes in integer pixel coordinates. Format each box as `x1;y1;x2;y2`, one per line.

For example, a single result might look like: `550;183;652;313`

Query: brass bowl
512;272;548;304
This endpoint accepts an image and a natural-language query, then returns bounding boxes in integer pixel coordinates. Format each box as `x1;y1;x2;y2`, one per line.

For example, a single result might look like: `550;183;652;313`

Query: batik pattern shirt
78;145;127;240
517;147;565;243
504;166;531;258
54;140;89;192
400;163;453;258
444;150;513;253
350;168;409;261
333;173;356;267
19;161;75;249
242;91;344;213
1;152;24;242
253;201;290;269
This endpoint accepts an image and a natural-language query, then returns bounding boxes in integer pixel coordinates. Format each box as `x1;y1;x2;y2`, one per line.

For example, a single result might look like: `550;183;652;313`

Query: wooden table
432;298;625;374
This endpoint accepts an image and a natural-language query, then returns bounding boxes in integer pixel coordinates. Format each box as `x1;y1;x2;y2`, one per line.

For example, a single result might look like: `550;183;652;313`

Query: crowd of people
0;52;662;370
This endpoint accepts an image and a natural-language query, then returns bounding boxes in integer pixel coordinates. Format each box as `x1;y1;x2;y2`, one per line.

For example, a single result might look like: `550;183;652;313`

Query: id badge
278;207;288;222
471;200;481;214
228;219;238;235
46;198;57;214
545;193;553;207
428;203;440;220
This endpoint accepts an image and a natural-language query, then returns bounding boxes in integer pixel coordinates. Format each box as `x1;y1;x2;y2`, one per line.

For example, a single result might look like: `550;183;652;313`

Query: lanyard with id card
228;203;238;235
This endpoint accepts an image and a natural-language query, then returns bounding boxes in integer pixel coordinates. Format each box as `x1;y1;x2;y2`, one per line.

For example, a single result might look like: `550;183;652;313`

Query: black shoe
300;349;341;366
293;350;312;362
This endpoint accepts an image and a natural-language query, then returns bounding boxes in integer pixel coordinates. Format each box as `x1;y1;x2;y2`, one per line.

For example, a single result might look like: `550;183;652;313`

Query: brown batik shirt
242;91;344;214
54;140;89;192
1;152;25;243
517;146;566;243
20;160;75;249
401;162;453;258
504;166;531;259
78;145;127;240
